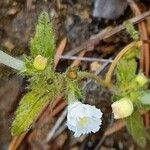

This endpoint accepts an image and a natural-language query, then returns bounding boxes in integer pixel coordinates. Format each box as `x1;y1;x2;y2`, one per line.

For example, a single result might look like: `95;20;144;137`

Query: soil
0;0;150;150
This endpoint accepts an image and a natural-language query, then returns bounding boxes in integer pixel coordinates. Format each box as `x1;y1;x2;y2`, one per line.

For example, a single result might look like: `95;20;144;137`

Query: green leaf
116;47;140;88
124;21;139;41
30;10;55;59
141;93;150;105
11;92;49;136
116;59;137;85
126;111;146;148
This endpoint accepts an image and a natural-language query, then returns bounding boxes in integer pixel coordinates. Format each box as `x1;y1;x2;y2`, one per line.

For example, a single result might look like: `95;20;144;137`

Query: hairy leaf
116;59;137;85
115;46;140;90
30;11;55;59
124;21;139;41
126;111;146;148
11;92;49;136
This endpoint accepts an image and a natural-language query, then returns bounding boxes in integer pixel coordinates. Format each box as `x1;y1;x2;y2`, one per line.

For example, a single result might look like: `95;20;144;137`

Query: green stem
78;71;108;87
0;50;25;70
67;91;79;105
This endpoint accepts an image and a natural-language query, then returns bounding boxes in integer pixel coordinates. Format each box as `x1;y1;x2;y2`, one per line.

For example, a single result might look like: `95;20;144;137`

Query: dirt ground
0;0;150;150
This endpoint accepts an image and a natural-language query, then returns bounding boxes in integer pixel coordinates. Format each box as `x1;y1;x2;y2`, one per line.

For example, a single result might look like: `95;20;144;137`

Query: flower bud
67;68;77;79
111;98;134;119
33;55;47;70
135;73;148;87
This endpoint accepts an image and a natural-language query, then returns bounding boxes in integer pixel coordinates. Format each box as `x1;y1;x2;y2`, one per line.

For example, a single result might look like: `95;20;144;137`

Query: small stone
90;61;102;72
80;10;90;20
12;2;17;6
7;8;18;15
50;9;58;18
66;16;74;27
4;40;15;51
93;0;127;19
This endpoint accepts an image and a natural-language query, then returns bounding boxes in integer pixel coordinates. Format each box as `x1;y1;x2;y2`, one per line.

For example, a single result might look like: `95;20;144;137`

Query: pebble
90;61;102;72
3;40;15;51
7;8;18;15
93;0;127;19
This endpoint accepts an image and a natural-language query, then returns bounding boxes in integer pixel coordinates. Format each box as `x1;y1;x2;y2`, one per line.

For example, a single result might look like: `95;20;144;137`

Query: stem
78;71;108;87
105;41;142;87
0;50;25;70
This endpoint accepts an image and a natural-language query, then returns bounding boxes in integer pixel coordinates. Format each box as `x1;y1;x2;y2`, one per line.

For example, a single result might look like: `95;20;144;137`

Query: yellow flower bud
33;55;47;70
67;68;78;79
135;73;148;87
111;98;134;119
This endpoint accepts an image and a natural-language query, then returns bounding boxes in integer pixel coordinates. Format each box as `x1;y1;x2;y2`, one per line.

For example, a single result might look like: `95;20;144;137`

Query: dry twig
128;0;150;127
65;10;150;56
105;41;142;86
128;0;150;77
54;38;67;66
60;55;113;63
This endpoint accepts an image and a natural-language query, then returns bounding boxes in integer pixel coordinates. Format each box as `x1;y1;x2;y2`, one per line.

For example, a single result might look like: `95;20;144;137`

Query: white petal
67;101;103;137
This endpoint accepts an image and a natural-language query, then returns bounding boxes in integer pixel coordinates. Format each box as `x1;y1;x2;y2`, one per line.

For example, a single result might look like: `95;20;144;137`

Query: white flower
67;101;103;137
111;98;134;119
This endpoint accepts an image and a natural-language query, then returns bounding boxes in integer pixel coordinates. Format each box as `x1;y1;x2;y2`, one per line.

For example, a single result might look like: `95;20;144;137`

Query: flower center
79;117;89;127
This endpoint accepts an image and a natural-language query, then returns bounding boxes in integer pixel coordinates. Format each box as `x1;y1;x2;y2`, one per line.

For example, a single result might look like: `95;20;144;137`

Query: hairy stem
78;71;108;87
0;50;25;70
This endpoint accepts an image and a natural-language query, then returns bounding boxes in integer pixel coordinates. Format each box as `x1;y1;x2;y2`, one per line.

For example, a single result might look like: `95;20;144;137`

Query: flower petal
67;101;103;137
